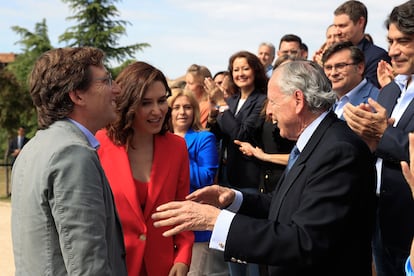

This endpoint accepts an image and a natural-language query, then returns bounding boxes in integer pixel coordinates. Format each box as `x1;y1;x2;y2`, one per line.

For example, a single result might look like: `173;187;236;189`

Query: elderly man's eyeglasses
94;73;113;87
323;62;357;72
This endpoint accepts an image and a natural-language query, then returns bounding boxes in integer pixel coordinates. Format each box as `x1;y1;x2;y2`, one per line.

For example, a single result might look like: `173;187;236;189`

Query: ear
69;90;85;106
357;16;366;29
356;62;365;75
294;89;305;114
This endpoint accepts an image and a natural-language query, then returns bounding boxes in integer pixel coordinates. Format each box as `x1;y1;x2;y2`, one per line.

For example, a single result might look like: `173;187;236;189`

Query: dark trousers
372;212;408;276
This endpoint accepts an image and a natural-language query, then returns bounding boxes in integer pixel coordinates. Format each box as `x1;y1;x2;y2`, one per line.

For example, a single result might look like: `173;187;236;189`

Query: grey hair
259;42;276;56
275;60;336;113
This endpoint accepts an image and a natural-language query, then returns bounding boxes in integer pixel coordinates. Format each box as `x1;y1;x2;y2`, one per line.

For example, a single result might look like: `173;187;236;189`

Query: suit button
139;234;146;241
230;257;237;262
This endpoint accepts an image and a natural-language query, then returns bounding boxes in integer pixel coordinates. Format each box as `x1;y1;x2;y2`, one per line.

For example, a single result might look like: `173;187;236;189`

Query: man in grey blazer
11;47;127;275
322;41;379;120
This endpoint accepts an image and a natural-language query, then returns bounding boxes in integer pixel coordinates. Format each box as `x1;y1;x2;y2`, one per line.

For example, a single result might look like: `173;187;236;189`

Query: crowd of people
8;0;414;276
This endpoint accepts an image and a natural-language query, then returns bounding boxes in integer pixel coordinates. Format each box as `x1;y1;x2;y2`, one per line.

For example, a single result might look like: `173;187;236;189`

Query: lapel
379;82;401;118
396;97;414;128
271;112;337;219
184;129;196;149
142;134;171;220
348;81;371;107
228;93;240;115
105;142;146;223
228;90;259;117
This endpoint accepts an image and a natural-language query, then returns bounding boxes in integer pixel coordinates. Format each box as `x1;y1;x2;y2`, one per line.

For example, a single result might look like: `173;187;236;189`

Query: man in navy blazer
322;41;379;120
334;0;390;88
7;126;30;165
343;1;414;275
153;60;376;276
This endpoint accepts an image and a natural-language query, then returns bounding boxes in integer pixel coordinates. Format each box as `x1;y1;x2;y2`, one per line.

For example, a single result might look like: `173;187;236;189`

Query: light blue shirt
265;65;273;78
209;111;329;251
67;118;100;149
406;257;414;275
334;79;367;118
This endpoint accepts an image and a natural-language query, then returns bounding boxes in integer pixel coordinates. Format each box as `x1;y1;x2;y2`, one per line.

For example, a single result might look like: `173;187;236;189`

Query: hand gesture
343;98;393;152
186;184;235;209
152;200;220;237
168;262;189;276
234;139;266;160
377;60;394;88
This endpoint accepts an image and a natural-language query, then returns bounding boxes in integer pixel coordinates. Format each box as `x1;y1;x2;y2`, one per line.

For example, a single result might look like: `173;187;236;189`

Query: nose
150;102;163;115
388;42;399;58
178;106;185;114
112;81;121;95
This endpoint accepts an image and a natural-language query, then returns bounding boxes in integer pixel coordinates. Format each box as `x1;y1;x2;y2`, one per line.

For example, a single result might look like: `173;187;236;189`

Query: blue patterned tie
286;145;300;172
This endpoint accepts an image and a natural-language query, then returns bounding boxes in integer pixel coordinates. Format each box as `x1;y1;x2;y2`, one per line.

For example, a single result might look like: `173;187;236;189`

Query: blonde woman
169;89;225;275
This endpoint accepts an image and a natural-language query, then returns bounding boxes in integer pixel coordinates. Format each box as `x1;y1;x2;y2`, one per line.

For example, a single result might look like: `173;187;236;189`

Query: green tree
9;19;53;90
2;19;53;142
0;69;35;160
59;0;149;64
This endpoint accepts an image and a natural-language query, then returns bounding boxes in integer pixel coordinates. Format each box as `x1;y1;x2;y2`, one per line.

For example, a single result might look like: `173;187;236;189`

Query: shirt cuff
226;189;243;212
209;209;236;251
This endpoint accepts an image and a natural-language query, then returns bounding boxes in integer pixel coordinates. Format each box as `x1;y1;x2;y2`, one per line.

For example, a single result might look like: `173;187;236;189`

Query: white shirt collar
296;111;329;152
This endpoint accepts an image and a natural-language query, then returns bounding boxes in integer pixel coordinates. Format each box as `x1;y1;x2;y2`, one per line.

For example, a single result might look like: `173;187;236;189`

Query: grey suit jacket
11;120;127;276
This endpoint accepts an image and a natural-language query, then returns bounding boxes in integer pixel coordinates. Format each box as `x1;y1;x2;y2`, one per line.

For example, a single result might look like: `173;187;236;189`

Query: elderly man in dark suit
152;60;376;276
343;1;414;275
11;47;127;275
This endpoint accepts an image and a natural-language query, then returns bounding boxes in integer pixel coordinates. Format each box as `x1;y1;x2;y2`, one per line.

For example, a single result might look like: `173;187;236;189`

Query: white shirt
209;111;329;251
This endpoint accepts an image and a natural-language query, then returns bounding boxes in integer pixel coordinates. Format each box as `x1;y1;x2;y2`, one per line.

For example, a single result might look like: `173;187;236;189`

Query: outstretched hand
152;200;220;237
186;184;235;209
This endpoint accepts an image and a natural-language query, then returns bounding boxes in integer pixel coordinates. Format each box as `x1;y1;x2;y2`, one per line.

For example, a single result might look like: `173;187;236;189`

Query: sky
0;0;404;79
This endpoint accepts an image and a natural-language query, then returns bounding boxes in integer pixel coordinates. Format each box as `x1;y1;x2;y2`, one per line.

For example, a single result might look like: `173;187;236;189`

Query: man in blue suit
333;0;390;88
322;41;379;120
344;1;414;275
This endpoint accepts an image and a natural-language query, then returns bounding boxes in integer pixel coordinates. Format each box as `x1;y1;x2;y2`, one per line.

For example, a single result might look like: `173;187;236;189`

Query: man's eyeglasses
94;72;113;87
323;62;357;73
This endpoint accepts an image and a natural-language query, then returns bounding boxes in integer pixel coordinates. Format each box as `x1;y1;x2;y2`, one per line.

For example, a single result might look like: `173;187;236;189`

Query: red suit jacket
96;130;194;275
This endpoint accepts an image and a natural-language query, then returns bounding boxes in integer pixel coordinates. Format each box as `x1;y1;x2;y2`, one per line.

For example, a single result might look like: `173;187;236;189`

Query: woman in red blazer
96;62;194;276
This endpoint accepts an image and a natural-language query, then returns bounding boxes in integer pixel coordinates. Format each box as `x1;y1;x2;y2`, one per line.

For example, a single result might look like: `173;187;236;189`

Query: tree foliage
0;70;33;135
59;0;149;64
2;19;52;140
1;1;149;157
9;19;53;90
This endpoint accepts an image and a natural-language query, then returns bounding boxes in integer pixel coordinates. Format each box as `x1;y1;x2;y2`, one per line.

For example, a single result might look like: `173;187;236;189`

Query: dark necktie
286;145;300;172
